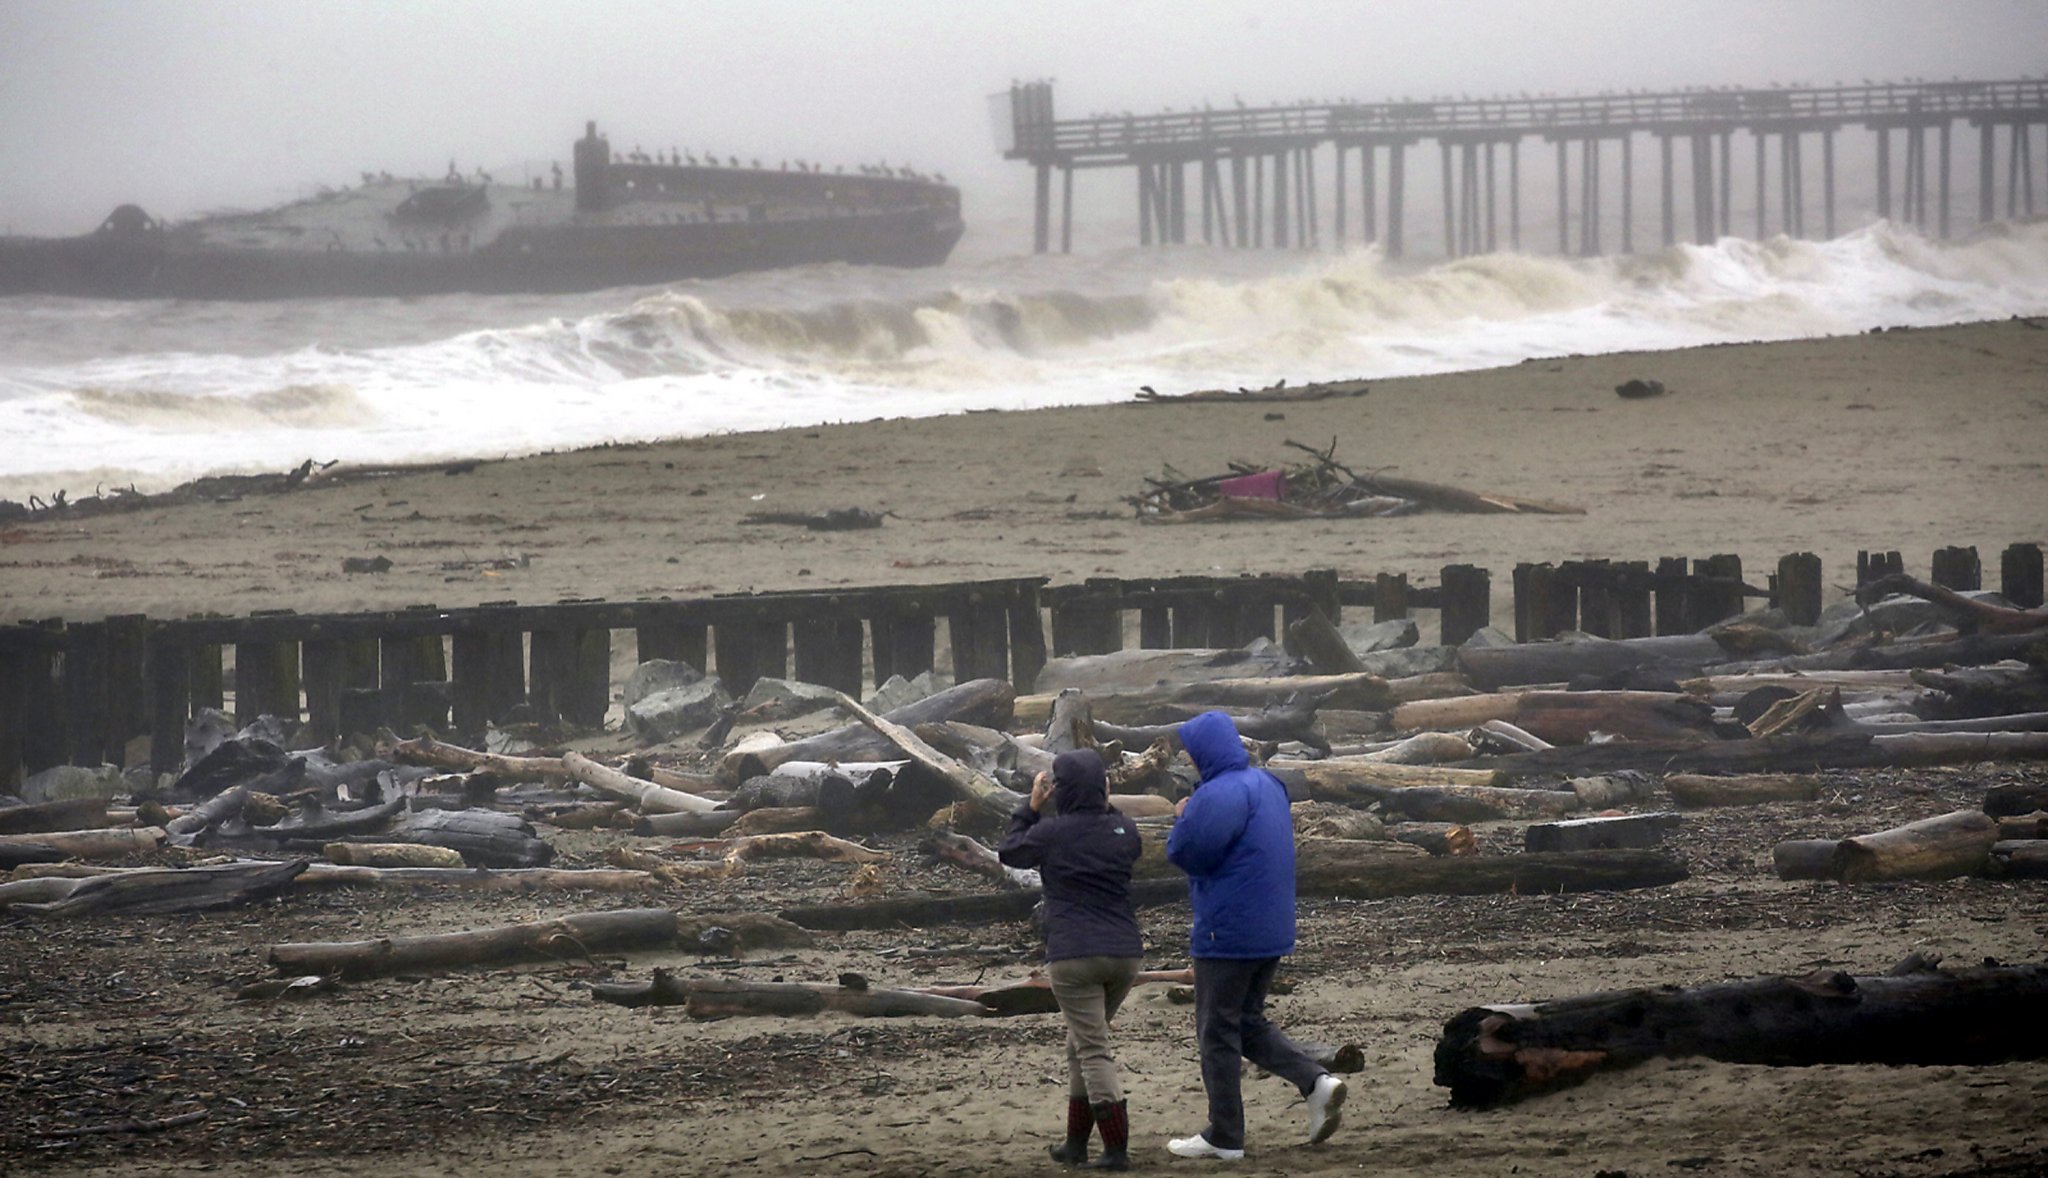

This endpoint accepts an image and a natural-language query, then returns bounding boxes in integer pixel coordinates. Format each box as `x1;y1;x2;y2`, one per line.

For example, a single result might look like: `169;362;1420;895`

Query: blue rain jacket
1165;711;1297;960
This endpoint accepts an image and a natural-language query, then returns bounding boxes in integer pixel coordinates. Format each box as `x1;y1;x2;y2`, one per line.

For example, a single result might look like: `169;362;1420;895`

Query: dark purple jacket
998;749;1144;963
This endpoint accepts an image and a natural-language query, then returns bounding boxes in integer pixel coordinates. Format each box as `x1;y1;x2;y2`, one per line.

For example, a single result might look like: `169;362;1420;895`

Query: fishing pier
997;78;2048;256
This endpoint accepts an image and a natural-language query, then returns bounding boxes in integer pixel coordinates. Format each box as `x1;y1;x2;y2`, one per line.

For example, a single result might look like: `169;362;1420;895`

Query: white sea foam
2;219;2045;500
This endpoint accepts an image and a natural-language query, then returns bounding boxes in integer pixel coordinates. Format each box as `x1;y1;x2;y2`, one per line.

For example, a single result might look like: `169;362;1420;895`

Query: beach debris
1134;377;1371;404
1131;437;1582;521
1614;378;1668;399
1433;958;2048;1109
341;554;393;574
741;507;885;530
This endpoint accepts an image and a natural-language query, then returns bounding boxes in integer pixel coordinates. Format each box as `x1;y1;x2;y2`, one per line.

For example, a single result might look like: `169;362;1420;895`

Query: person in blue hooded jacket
1000;748;1143;1170
1163;711;1346;1160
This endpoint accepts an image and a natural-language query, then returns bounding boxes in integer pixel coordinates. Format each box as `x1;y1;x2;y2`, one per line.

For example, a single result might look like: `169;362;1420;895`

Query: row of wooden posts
2;542;2040;789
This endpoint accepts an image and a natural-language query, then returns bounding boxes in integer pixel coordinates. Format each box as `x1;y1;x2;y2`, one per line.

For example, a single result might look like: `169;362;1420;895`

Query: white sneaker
1167;1133;1245;1160
1305;1073;1347;1144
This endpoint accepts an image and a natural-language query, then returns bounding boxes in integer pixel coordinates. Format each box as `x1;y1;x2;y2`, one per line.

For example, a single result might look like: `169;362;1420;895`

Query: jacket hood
1051;748;1109;814
1178;711;1249;780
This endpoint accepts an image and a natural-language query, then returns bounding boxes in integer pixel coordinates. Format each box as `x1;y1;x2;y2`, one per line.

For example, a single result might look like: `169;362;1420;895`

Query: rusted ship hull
0;205;963;300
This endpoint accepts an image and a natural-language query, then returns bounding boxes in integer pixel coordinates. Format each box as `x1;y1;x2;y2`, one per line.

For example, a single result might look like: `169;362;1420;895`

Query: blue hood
1179;711;1248;781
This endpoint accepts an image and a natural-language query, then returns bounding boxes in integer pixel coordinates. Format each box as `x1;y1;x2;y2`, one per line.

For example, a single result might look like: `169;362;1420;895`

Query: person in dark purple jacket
1164;710;1346;1160
999;748;1143;1171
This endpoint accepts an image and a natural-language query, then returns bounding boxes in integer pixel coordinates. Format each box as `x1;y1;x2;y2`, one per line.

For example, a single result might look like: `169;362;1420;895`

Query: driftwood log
1394;691;1718;745
1664;773;1824;807
1857;572;2048;634
0;797;111;835
1459;634;1733;691
269;907;682;979
591;970;990;1018
1434;960;2048;1109
564;751;718;814
1352;783;1582;824
4;860;306;917
1525;814;1681;853
0;826;166;862
388;735;570;781
830;691;1022;829
1014;672;1395;728
324;842;466;868
717;678;1016;784
1831;809;1999;883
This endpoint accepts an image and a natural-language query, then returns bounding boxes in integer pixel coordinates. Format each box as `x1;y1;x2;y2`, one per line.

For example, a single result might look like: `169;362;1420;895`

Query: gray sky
2;0;2042;236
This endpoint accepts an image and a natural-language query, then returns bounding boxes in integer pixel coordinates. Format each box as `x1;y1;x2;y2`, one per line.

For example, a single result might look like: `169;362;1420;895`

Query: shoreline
3;318;2044;626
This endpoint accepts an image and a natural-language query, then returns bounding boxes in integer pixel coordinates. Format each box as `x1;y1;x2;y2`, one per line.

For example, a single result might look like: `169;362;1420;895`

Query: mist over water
3;218;2047;501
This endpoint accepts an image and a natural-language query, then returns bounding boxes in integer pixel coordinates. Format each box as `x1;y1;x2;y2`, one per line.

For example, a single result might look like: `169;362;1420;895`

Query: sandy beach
4;321;2047;1178
5;318;2045;629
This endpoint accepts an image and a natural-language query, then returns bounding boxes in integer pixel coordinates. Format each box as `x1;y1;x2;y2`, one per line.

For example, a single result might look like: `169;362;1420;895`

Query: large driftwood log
1388;822;1479;856
920;969;1196;1016
295;863;660;891
382;807;552;868
592;970;992;1018
1869;731;2048;764
1771;839;1841;881
635;810;742;836
389;735;570;781
6;860;306;917
262;795;407;842
1014;672;1394;728
1460;731;1892;782
1031;647;1300;694
929;830;1041;889
1664;773;1823;808
563;750;718;814
269;907;681;979
717;678;1016;784
1831;809;1999;883
829;691;1022;829
1268;756;1504;797
1434;961;2048;1109
1857;573;2048;634
1352;784;1582;823
779;850;1685;930
1909;666;2048;718
324;842;466;868
1395;691;1717;745
0;797;110;835
1459;634;1733;691
0;826;166;861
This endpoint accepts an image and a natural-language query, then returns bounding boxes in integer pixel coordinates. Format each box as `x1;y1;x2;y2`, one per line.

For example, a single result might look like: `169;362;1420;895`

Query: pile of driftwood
1131;438;1584;522
2;564;2043;1073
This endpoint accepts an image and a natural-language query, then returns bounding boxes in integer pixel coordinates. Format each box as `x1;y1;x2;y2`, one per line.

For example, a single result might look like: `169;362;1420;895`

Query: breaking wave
2;217;2046;499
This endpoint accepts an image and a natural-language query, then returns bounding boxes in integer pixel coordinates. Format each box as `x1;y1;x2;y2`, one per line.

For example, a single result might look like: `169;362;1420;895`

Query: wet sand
4;318;2045;629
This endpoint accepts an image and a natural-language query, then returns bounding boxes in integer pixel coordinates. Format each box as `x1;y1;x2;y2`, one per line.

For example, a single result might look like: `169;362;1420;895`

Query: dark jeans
1194;956;1326;1150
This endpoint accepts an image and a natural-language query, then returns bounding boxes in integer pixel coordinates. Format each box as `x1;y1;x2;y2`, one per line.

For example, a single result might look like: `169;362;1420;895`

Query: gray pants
1048;955;1142;1103
1195;956;1325;1150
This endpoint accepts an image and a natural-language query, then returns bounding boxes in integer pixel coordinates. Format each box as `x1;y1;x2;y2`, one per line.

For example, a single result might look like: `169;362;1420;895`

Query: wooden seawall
4;540;2039;788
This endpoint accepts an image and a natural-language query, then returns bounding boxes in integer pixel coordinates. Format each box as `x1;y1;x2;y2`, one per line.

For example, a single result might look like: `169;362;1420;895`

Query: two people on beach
998;711;1347;1168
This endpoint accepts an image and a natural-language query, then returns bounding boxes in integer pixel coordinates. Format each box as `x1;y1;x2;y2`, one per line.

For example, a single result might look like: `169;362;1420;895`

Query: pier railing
3;541;2039;788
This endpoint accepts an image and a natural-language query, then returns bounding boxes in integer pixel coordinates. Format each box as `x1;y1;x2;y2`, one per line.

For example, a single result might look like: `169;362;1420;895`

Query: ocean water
3;218;2047;502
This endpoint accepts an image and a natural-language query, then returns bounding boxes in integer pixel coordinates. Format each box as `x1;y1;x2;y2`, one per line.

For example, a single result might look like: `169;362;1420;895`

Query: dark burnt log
1909;665;2048;718
1388;822;1479;856
1524;813;1682;853
0;842;69;870
9;860;306;917
1434;962;2048;1109
256;794;407;843
1986;784;2048;818
1287;609;1366;675
1994;812;2048;840
270;907;680;979
1988;841;2048;878
1724;631;2047;675
717;678;1016;784
1772;839;1841;881
386;807;554;868
0;797;109;836
166;737;295;800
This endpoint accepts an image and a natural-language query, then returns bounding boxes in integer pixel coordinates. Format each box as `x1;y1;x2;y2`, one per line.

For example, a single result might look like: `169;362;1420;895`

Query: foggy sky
1;0;2042;239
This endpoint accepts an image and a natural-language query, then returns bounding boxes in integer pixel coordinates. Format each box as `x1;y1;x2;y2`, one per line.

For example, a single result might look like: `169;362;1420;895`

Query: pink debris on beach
1217;470;1286;500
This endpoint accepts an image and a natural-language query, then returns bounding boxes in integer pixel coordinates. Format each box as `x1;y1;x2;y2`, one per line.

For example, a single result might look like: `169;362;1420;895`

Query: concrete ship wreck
0;122;965;299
